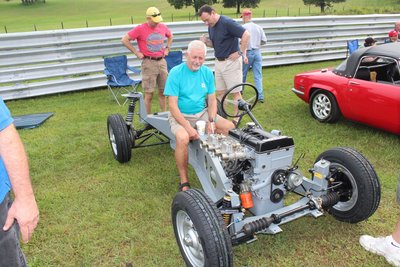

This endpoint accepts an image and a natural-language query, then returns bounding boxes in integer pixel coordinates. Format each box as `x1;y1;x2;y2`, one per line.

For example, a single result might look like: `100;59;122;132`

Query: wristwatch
209;116;218;123
238;51;243;56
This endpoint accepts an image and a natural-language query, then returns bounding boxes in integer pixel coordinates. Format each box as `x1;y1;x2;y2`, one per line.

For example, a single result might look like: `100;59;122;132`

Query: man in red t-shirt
122;7;173;113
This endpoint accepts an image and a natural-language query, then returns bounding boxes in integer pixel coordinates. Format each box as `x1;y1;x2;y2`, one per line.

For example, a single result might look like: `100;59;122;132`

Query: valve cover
228;128;294;153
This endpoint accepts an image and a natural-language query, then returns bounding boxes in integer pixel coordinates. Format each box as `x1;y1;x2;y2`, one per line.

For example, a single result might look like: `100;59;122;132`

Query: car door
346;58;400;133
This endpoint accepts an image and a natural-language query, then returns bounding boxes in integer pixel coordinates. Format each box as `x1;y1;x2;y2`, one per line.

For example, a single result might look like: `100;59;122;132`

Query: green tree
221;0;261;14
167;0;218;14
303;0;345;12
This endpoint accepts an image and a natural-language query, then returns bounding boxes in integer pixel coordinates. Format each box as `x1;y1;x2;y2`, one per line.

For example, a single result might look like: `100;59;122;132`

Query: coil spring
223;214;231;226
222;195;232;226
126;100;135;124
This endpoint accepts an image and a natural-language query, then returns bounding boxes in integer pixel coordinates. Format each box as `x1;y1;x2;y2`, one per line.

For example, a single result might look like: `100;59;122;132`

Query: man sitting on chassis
164;40;235;191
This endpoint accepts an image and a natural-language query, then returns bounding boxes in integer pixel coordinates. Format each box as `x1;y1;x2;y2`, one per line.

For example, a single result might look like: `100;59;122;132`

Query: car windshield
332;58;348;76
334;58;348;72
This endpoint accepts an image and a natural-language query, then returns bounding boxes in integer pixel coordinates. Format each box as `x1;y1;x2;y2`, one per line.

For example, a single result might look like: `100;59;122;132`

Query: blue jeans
0;193;27;267
243;49;264;100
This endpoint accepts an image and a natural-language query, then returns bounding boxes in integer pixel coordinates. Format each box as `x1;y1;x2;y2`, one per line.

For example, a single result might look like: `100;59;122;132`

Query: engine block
200;125;298;215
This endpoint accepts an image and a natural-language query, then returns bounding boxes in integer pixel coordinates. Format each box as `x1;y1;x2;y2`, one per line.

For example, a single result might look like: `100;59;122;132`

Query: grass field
5;60;399;266
1;0;400;33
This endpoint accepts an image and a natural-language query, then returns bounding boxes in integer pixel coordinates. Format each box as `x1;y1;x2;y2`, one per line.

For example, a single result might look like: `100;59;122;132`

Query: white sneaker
359;235;400;267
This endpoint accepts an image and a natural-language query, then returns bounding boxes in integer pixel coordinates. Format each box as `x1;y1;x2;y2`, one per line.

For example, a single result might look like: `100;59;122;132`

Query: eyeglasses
150;13;161;17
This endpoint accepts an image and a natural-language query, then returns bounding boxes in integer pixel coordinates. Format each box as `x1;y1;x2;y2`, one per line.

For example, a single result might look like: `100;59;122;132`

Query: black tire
315;147;381;223
107;114;132;163
171;189;233;267
128;126;137;148
309;90;341;123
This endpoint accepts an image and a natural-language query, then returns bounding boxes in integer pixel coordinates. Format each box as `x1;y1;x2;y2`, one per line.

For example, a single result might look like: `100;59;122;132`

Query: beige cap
146;7;163;23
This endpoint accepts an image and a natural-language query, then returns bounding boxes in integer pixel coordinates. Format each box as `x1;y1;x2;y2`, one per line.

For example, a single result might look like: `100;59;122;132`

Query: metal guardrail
0;14;398;100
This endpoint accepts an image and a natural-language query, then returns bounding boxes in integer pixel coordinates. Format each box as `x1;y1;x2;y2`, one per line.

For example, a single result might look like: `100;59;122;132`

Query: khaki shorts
168;109;223;135
141;58;168;93
215;57;243;93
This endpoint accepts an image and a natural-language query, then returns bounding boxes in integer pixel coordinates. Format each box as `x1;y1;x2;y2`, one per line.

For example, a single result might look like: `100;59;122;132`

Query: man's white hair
187;40;207;56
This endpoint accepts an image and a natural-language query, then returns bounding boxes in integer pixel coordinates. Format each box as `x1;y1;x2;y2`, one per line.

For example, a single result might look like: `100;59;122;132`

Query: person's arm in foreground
0;124;39;243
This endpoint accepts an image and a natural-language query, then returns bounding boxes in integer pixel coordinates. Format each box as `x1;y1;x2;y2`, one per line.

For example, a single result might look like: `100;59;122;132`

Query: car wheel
315;147;381;223
172;189;233;267
107;114;132;163
310;90;341;123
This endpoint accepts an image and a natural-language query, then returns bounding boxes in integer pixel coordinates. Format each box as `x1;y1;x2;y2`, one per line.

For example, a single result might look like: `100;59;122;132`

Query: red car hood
295;67;334;77
293;67;343;102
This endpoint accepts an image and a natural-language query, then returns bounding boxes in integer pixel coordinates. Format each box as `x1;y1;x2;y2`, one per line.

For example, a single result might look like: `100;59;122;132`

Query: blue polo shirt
164;63;215;114
208;15;246;58
0;98;12;203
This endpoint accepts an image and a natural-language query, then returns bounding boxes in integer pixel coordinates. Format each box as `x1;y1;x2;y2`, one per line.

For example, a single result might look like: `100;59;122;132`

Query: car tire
310;90;341;123
107;114;132;163
315;147;381;223
172;189;233;267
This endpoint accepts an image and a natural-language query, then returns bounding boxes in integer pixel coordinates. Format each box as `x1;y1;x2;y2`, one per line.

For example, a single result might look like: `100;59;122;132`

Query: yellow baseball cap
146;7;163;23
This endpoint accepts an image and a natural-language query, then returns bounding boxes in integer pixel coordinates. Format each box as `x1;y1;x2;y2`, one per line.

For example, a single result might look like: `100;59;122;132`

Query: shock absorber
126;98;136;125
222;195;232;226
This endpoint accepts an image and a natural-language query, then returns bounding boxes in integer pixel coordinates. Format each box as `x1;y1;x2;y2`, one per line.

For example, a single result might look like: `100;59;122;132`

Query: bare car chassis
107;83;381;267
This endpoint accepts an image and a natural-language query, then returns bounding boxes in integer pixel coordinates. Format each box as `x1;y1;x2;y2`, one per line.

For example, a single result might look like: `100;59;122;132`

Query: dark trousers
0;193;26;267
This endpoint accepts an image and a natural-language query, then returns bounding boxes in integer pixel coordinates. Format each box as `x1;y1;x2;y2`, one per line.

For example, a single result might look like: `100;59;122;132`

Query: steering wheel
220;83;258;118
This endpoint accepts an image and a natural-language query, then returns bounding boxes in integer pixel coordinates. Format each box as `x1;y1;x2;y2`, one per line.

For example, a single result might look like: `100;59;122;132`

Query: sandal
179;182;190;191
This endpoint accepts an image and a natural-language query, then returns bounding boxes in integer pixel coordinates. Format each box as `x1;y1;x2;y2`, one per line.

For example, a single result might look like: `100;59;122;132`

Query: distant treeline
20;0;45;4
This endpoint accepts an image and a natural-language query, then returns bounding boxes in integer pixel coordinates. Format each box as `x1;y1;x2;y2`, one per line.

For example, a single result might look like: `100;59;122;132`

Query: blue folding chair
104;55;141;105
347;40;359;56
165;50;183;72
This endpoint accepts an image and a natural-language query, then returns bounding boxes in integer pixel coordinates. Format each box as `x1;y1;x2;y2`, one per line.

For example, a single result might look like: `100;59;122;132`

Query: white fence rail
0;14;398;100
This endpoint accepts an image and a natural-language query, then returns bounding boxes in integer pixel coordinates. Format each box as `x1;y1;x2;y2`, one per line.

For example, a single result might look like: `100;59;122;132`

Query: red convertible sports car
292;43;400;135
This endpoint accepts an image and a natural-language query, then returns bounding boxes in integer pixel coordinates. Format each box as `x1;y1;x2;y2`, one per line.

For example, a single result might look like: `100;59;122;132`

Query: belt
144;56;164;61
216;51;241;61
